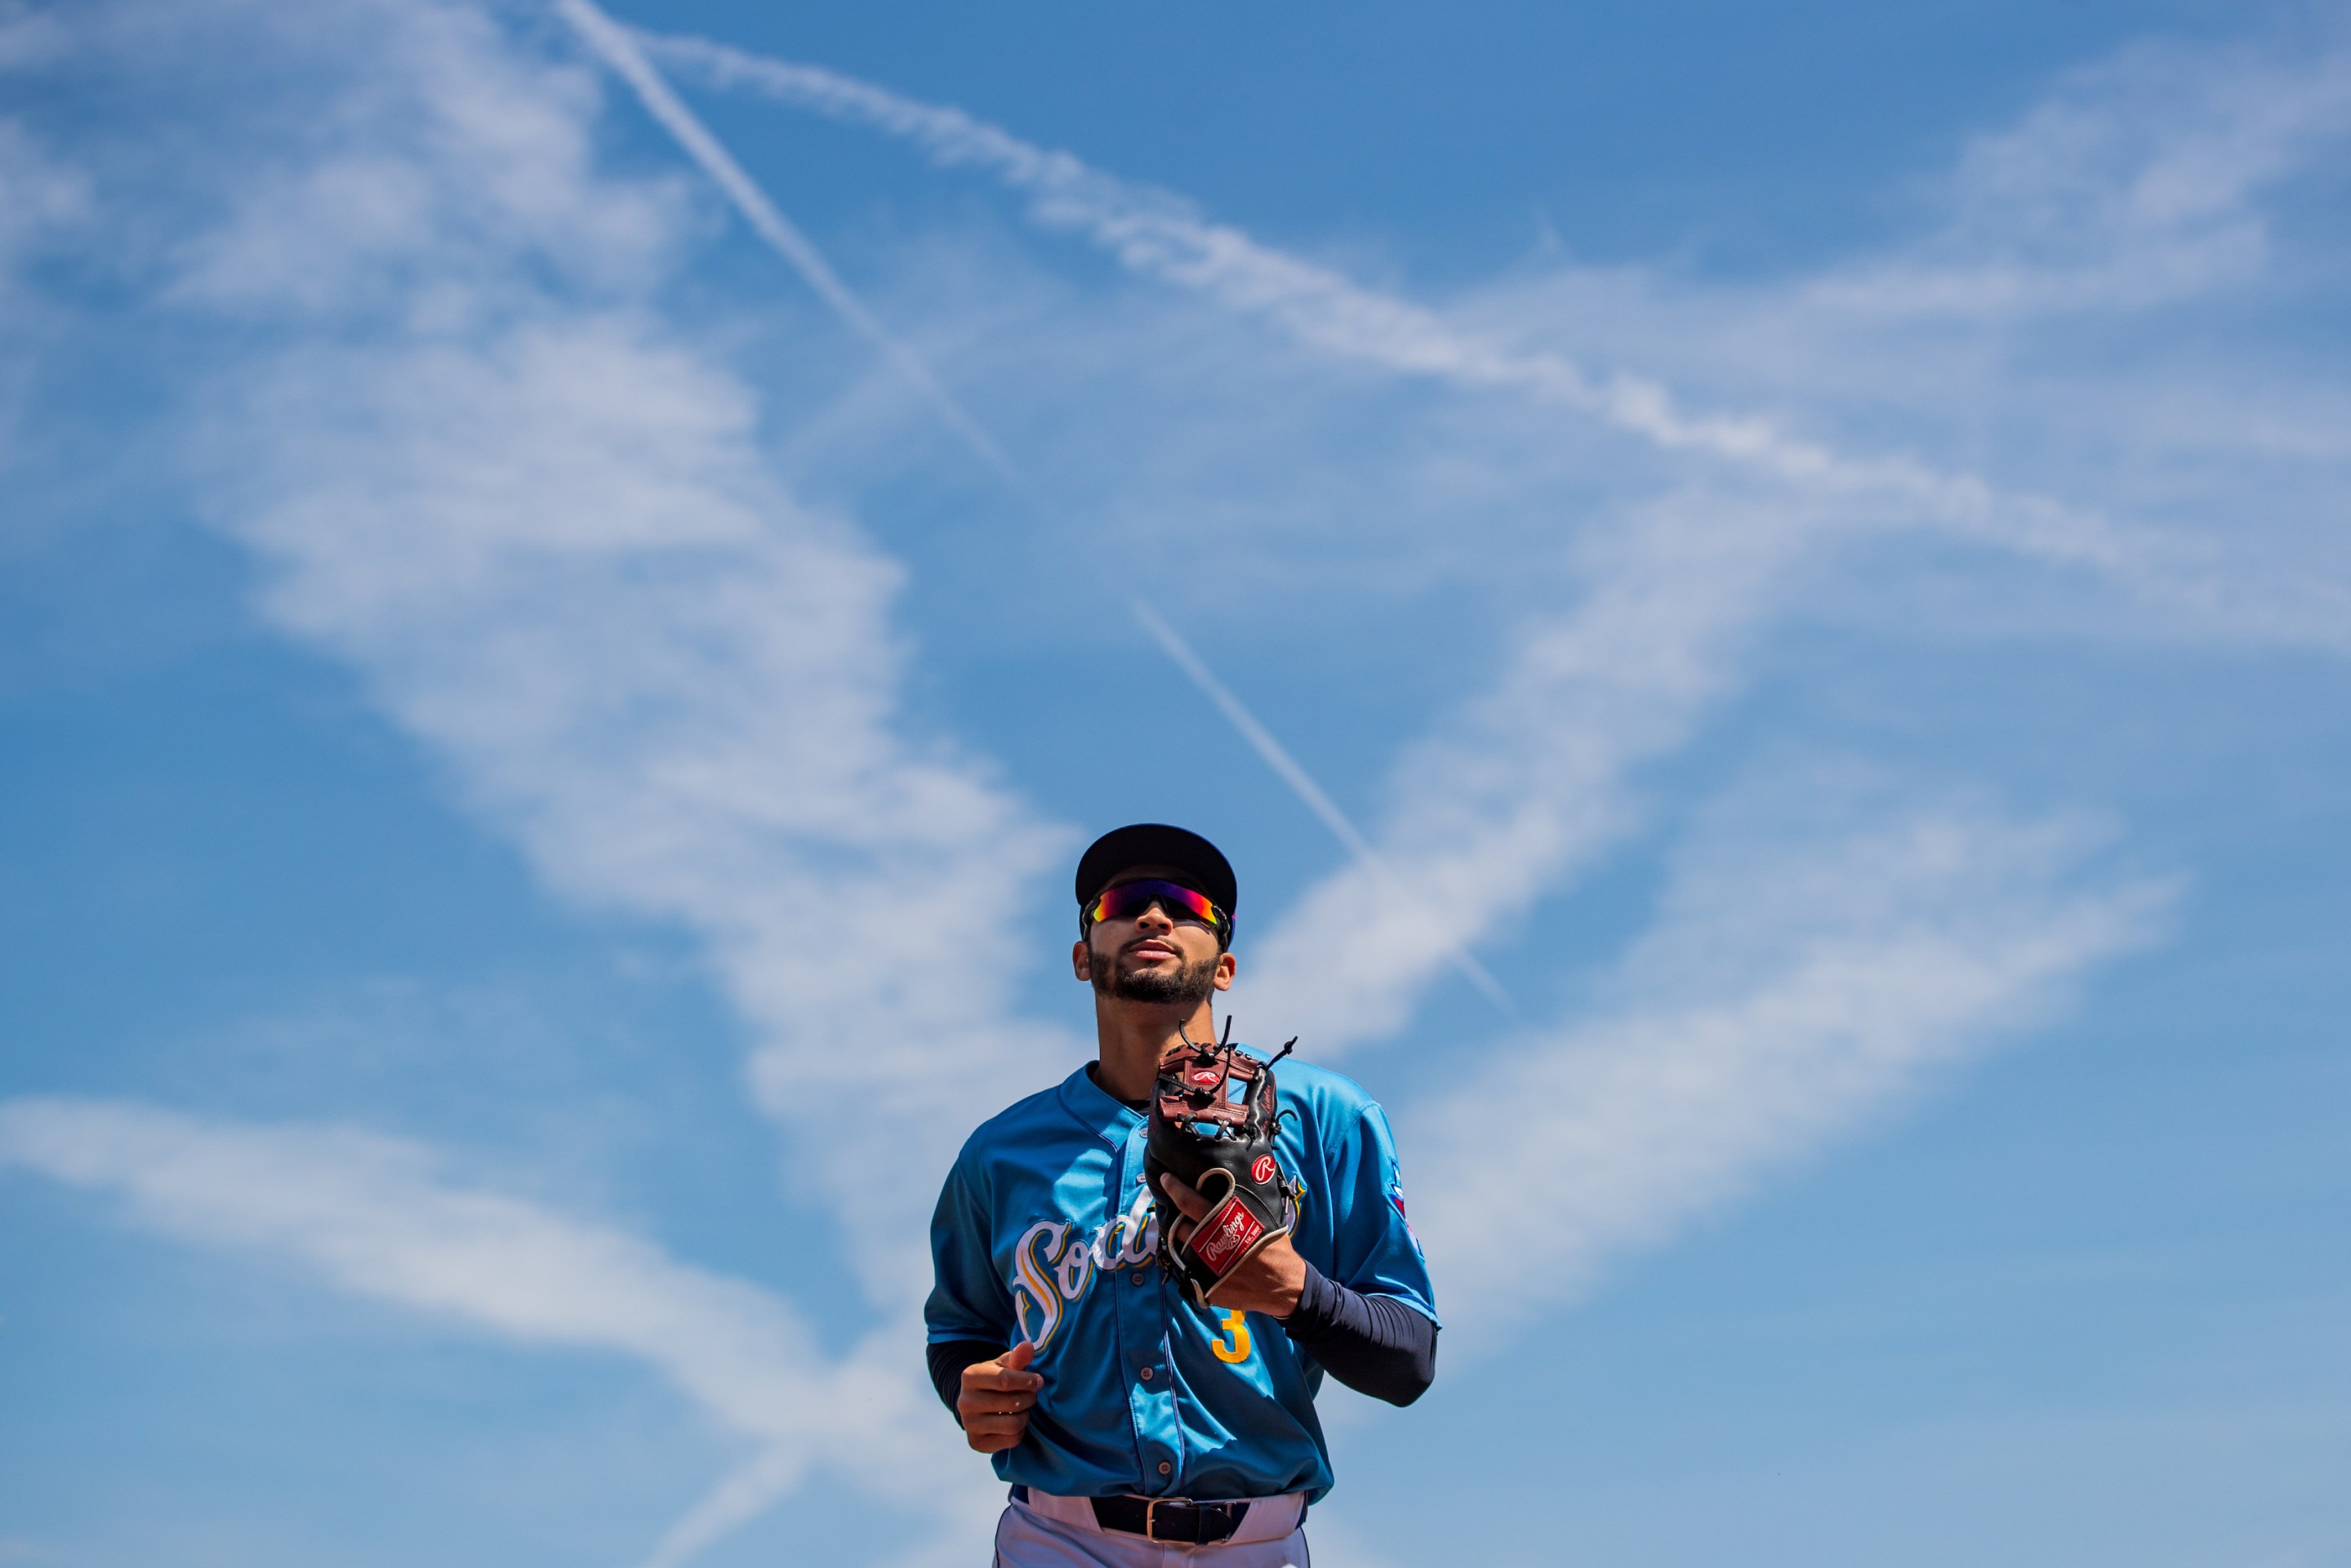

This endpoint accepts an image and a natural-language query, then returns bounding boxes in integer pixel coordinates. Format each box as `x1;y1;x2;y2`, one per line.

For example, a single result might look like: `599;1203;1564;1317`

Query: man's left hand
1155;1173;1308;1317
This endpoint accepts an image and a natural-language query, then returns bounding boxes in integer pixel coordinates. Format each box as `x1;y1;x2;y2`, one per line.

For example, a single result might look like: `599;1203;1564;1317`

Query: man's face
1075;866;1234;1008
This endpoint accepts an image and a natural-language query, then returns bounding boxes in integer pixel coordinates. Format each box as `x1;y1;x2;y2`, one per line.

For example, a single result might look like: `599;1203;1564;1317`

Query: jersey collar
1058;1062;1143;1147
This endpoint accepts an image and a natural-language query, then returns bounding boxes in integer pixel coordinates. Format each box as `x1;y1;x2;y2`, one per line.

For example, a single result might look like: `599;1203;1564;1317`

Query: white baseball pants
991;1491;1309;1567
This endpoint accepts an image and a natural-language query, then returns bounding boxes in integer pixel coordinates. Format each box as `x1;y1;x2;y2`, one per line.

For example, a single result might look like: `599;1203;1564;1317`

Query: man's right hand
957;1341;1043;1454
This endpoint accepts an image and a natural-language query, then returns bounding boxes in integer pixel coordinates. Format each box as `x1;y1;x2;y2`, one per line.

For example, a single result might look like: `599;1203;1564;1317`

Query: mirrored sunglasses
1082;879;1227;933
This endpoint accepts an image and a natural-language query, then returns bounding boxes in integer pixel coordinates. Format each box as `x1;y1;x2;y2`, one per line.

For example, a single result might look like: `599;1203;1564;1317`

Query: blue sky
2;1;2348;1564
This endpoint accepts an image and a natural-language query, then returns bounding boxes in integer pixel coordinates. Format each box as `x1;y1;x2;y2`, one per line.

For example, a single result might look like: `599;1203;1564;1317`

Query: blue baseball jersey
925;1051;1437;1503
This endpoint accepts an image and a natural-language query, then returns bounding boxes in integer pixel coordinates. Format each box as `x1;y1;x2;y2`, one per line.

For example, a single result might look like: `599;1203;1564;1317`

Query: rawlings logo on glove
1143;1019;1304;1307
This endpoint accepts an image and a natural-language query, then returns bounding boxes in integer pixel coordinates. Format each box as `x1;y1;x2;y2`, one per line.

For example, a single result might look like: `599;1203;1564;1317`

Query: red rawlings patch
1191;1201;1265;1274
1250;1154;1277;1184
1191;1069;1220;1087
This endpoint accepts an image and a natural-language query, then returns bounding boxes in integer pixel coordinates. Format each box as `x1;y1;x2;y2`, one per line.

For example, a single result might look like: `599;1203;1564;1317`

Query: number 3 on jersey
1210;1308;1253;1364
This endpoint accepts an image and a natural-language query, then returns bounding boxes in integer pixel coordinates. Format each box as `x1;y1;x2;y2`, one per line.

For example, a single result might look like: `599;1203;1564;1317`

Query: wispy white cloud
158;0;1076;1312
1411;769;2172;1343
0;1096;833;1432
1441;29;2351;645
166;0;678;316
1815;25;2351;317
209;320;1080;1300
0;1097;989;1566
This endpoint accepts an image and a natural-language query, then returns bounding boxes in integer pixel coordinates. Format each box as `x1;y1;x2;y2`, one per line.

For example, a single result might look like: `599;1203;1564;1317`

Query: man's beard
1092;942;1219;1006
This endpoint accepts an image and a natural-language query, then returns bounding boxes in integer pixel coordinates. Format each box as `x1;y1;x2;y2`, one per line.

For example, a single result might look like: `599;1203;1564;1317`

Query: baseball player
926;823;1439;1566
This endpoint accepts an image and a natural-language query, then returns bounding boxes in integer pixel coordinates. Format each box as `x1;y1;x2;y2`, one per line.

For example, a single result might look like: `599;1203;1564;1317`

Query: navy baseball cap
1074;823;1237;917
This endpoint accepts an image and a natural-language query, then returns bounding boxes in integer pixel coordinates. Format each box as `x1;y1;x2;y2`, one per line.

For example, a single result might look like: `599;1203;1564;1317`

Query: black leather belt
1089;1494;1251;1544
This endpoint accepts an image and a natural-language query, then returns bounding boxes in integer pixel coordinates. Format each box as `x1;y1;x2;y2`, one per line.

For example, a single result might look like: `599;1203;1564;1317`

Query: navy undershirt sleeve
1277;1259;1439;1406
928;1338;1004;1423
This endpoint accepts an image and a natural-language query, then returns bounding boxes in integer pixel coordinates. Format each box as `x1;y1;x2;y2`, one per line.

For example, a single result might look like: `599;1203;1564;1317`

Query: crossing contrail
1132;601;1515;1016
555;0;1017;482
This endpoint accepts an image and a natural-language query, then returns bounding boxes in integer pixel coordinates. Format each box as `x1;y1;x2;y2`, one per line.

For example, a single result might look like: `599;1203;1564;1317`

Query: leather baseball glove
1144;1021;1304;1307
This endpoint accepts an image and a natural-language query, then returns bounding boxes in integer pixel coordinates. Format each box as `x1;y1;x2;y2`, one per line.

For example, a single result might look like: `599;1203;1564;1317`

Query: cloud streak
0;1097;834;1433
160;0;1075;1314
1406;773;2171;1341
1234;488;1801;1049
0;1097;985;1567
1814;24;2351;317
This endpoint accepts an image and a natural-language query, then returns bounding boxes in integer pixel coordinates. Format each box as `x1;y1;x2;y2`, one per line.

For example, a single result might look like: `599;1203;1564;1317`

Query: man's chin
1108;962;1213;1006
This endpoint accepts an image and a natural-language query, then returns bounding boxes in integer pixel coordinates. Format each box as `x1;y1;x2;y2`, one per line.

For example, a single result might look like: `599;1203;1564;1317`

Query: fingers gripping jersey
924;1054;1438;1504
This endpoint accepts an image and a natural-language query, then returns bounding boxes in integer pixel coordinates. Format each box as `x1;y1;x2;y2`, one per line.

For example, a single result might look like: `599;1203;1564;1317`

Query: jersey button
1157;1462;1173;1477
1132;1270;1147;1285
1140;1367;1153;1381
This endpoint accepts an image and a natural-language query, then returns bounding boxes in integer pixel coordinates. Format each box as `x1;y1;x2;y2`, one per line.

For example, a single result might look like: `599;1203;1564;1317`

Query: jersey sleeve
1320;1096;1440;1325
924;1143;1017;1346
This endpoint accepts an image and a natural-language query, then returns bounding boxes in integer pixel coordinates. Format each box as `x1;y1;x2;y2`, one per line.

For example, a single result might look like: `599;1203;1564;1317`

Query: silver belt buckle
1145;1497;1189;1543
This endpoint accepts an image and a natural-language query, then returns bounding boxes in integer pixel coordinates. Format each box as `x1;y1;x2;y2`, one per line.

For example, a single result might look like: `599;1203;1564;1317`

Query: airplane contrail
555;0;1018;483
633;25;2151;580
1131;601;1516;1016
